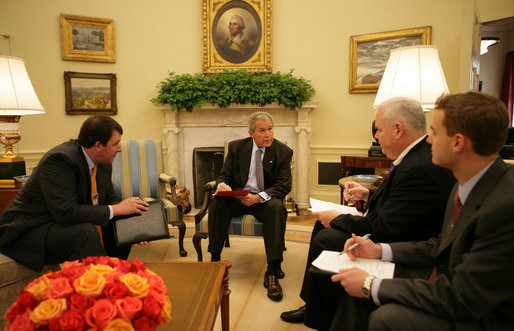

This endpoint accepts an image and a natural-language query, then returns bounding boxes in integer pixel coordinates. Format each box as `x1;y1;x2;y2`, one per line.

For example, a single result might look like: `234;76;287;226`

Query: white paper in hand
312;250;395;278
309;198;362;216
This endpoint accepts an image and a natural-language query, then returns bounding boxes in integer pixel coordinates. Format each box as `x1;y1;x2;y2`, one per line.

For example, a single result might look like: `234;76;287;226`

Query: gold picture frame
64;72;117;115
60;14;116;63
349;26;431;93
202;0;271;73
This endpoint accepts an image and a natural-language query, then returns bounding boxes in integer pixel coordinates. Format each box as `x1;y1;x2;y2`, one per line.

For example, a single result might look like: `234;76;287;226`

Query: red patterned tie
91;165;104;246
429;190;462;282
255;149;264;192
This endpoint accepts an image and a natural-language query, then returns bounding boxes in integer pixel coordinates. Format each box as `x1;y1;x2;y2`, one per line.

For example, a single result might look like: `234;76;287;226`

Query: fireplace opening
192;147;225;208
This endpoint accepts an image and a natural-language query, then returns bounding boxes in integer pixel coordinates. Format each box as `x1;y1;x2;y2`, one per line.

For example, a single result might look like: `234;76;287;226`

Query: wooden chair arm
195;180;216;224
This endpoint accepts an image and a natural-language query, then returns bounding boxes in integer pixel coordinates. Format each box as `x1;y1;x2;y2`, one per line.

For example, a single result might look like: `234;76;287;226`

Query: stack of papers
309;198;362;216
312;250;395;278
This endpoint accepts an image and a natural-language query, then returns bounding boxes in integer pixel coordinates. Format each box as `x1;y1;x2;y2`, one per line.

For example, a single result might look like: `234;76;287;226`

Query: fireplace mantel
155;102;318;210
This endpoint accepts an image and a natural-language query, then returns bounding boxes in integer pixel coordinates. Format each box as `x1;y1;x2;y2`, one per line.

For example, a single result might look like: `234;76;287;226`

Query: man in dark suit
281;97;455;327
208;111;293;301
331;92;514;330
0;116;148;272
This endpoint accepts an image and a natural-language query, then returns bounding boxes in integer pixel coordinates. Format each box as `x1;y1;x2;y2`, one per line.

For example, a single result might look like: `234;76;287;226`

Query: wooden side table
0;184;21;213
340;156;392;205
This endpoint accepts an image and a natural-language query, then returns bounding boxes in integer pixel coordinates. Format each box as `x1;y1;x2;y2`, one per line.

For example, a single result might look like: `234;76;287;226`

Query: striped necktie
255;148;264;192
91;165;104;245
428;190;462;282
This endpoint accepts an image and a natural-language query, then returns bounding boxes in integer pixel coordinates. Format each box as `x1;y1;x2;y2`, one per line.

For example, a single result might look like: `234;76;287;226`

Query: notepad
215;190;251;197
312;250;395;278
309;198;362;216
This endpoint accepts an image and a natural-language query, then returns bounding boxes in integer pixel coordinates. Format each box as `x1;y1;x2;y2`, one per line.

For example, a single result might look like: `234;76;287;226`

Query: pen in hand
340;233;371;255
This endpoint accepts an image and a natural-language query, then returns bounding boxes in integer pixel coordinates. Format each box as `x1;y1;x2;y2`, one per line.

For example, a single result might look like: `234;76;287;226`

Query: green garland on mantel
151;69;315;112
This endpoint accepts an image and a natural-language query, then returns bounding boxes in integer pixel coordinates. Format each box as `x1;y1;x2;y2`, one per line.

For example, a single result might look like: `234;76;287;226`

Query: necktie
255;149;264;192
91;165;104;245
428;190;462;282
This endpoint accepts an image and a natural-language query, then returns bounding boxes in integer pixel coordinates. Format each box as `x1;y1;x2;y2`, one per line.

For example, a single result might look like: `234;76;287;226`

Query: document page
312;250;395;278
309;198;362;216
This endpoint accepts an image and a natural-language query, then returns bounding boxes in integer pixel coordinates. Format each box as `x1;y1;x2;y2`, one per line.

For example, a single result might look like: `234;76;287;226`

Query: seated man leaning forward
0;115;149;272
208;111;293;302
330;92;514;331
281;97;456;327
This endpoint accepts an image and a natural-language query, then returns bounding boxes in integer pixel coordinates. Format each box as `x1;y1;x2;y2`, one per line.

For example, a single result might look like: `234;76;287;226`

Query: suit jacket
216;137;293;200
0;140;119;271
330;138;456;243
380;157;514;327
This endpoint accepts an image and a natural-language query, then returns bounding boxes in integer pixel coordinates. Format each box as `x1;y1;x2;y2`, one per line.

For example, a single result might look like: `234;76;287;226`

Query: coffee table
144;260;231;331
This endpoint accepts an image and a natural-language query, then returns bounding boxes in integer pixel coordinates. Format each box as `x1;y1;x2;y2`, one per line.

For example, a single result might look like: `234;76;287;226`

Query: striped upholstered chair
112;140;187;257
193;141;266;262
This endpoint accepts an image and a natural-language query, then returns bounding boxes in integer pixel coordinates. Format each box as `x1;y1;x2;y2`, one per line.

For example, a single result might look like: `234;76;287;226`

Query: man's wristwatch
361;275;376;299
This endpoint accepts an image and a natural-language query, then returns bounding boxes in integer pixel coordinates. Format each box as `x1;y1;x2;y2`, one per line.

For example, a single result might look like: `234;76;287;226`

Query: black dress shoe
277;266;285;279
280;305;306;323
263;274;283;301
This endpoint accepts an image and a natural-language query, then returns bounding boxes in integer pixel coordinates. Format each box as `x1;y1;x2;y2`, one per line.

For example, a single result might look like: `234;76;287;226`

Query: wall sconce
480;37;500;55
373;45;449;111
0;55;45;180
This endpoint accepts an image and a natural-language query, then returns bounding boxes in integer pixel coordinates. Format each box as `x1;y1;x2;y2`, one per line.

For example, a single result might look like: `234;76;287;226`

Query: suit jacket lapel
437;157;508;253
239;139;252;184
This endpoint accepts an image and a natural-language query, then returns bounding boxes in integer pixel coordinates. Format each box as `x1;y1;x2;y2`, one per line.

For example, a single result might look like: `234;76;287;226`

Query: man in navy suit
208;111;293;301
0;116;148;271
281;97;455;327
330;92;514;330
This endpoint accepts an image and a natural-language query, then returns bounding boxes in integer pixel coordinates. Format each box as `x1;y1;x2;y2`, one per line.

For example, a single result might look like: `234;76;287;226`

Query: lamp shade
373;45;449;109
0;55;45;115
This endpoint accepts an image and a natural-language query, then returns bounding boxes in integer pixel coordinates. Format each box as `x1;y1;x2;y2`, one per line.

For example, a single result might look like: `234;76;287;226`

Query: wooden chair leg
224;234;230;247
172;220;188;257
193;233;208;262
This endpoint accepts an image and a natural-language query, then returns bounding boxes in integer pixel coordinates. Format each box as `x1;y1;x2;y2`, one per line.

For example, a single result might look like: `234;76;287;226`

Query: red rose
48;309;86;331
16;290;37;310
82;256;98;265
96;256;116;267
102;280;129;299
116;260;132;273
85;298;118;329
69;293;95;311
130;259;146;272
116;296;143;321
60;266;86;283
6;309;35;331
142;296;162;320
133;315;157;331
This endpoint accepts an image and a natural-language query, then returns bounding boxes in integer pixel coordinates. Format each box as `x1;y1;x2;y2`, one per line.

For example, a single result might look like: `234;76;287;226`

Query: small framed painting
64;72;117;115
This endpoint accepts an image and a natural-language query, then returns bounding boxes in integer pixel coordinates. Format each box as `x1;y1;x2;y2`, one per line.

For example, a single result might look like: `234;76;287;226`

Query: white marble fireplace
155;102;317;210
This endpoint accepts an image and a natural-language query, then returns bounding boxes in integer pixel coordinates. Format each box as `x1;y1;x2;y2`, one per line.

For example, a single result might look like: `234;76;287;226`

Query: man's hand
237;193;260;206
311;210;341;228
112;197;149;216
331;268;369;298
344;233;382;260
343;182;370;202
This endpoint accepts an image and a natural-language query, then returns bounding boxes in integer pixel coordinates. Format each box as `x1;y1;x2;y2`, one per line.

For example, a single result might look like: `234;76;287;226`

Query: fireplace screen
192;147;225;208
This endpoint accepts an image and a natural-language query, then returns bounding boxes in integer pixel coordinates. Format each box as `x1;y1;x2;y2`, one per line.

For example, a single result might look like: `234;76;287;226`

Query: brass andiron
284;155;297;214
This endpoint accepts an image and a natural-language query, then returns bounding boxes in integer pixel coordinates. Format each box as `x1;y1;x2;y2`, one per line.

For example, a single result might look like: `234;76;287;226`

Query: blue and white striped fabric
112;140;181;223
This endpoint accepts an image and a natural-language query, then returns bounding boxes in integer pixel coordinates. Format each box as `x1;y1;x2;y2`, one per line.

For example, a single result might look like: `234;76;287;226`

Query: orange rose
6;309;35;331
115;296;142;321
26;276;50;301
47;277;73;299
73;269;106;298
103;318;135;331
161;296;172;324
30;298;67;325
90;263;116;277
119;273;150;298
85;298;118;329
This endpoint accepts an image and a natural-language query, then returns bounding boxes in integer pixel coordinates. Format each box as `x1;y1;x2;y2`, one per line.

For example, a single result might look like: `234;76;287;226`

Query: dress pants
45;222;131;266
207;197;286;263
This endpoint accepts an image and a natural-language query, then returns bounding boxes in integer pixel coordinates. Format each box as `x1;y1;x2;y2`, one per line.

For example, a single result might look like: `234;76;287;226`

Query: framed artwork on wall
60;13;116;63
349;26;431;93
64;72;117;115
202;0;271;73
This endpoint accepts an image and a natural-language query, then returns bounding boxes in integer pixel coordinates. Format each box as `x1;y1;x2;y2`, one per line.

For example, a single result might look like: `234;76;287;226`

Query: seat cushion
196;213;263;236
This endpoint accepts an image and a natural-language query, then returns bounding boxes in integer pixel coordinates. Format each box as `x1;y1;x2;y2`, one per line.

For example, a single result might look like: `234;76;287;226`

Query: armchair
112;140;187;256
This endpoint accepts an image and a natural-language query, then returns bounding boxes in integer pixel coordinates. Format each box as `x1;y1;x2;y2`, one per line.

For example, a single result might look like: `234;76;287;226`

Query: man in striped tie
330;92;514;330
0;116;148;272
208;111;293;301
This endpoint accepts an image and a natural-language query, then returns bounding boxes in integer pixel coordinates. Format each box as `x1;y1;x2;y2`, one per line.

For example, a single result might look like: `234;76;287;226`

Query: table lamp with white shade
0;55;45;180
373;45;449;110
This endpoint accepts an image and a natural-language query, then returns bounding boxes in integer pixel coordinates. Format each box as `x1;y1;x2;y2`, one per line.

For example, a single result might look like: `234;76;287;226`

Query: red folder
215;189;251;197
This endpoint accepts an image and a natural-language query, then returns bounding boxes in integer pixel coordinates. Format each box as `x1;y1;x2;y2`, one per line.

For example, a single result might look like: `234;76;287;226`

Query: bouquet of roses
4;256;172;331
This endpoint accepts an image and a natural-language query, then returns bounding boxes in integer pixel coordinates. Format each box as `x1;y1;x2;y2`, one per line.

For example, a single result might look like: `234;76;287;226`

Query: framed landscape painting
202;0;271;73
60;14;116;63
349;26;431;93
64;72;117;115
